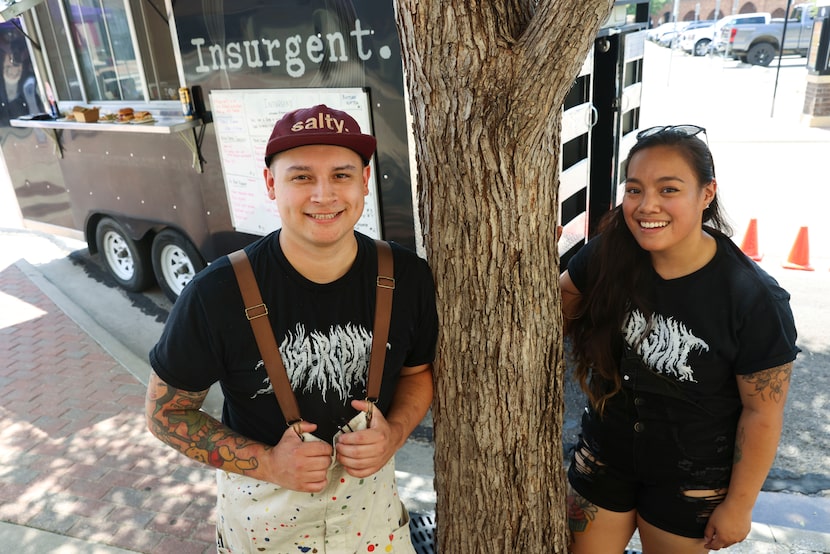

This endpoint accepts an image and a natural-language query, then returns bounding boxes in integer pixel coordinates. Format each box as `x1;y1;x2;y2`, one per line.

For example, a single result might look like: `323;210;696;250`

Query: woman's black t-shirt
567;233;799;452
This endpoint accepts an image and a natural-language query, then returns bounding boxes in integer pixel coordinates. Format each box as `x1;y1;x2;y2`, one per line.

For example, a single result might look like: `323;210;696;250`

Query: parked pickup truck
710;12;771;55
727;3;816;66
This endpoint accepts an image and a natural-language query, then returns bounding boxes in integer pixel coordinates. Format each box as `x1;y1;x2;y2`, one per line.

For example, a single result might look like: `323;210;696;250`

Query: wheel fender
86;212;156;254
750;38;779;51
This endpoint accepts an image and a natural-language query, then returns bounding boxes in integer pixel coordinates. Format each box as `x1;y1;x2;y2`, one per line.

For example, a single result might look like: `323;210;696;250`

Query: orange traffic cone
740;218;763;261
782;226;814;271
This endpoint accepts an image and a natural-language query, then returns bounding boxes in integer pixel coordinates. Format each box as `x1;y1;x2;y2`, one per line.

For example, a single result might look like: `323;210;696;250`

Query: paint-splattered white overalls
216;411;415;553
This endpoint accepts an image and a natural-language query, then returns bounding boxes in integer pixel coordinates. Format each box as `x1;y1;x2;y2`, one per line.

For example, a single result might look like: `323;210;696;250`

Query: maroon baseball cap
264;104;377;165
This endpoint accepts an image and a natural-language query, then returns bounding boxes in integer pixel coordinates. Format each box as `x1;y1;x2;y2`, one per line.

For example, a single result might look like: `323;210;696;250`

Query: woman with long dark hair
0;41;42;126
561;125;799;553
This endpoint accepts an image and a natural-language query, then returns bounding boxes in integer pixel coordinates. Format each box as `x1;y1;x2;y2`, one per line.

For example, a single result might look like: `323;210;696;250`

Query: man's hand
335;400;402;478
266;422;333;492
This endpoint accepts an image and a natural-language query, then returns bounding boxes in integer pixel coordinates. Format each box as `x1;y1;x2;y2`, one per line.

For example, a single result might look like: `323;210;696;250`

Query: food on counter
57;106;155;125
118;107;135;122
132;110;153;122
73;106;100;123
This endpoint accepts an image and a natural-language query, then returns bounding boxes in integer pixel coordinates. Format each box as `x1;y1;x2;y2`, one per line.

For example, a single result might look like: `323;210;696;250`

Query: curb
0;521;139;554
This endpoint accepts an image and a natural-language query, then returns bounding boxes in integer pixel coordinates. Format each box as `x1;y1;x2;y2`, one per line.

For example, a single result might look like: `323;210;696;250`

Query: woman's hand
703;498;752;550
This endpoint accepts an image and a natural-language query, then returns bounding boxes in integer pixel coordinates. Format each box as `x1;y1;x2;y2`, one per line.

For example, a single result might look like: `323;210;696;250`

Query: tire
151;230;206;302
95;217;154;292
746;43;776;67
693;39;711;57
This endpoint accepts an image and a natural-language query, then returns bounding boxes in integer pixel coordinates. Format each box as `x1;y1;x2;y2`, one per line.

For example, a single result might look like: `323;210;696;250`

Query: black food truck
2;0;649;301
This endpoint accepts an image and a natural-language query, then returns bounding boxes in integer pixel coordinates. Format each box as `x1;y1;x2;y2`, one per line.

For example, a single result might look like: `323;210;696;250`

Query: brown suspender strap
368;240;395;402
228;240;395;430
228;249;303;428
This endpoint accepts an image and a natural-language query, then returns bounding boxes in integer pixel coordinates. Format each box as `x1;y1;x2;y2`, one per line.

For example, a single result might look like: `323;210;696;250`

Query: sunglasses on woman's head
633;124;715;178
636;125;707;142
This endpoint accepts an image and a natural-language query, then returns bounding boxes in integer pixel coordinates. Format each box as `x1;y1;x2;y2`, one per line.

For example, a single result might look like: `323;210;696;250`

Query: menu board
210;88;381;237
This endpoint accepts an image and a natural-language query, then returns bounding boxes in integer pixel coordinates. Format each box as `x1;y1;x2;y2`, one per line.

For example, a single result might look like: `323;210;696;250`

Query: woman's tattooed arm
739;363;793;403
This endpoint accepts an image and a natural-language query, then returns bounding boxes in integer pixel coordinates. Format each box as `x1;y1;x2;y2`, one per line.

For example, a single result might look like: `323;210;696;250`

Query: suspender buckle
376;276;395;289
245;303;268;320
287;418;304;441
365;398;377;426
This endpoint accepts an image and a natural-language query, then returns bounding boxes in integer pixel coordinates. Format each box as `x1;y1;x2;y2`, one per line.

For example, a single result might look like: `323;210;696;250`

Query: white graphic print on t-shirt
623;309;709;383
251;323;373;403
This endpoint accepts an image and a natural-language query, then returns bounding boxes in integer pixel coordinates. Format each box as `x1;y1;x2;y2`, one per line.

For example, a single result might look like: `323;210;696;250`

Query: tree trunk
394;2;614;552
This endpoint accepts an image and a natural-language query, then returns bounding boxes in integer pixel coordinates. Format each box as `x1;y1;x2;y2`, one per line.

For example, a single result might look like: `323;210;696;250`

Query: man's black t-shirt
150;231;438;444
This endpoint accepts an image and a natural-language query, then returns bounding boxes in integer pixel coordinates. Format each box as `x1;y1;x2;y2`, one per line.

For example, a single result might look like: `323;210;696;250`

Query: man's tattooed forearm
148;381;260;473
184;427;260;471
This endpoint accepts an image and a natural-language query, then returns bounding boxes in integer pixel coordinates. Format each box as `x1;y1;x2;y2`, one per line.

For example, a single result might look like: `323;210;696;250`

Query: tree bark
394;2;614;552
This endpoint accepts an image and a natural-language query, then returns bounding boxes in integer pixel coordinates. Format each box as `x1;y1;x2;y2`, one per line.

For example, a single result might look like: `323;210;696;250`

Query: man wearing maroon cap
147;104;438;552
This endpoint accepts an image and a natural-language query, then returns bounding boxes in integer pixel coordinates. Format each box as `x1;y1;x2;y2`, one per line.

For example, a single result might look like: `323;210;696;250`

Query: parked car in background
646;21;677;41
647;21;691;45
658;21;694;47
677;20;717;55
727;3;816;66
710;12;771;54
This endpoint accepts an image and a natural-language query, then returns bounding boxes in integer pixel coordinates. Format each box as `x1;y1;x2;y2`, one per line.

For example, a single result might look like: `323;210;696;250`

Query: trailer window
33;0;178;102
71;0;143;101
130;0;179;100
35;0;83;100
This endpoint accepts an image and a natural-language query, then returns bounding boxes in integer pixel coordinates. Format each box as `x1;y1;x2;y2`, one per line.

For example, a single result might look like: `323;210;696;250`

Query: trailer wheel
151;230;206;302
95;217;154;292
747;43;776;66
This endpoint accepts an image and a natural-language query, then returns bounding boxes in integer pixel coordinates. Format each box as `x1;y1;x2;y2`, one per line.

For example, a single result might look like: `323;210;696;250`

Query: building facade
656;1;792;22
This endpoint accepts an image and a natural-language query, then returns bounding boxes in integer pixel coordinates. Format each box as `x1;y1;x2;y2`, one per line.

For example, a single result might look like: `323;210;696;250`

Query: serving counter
11;116;207;171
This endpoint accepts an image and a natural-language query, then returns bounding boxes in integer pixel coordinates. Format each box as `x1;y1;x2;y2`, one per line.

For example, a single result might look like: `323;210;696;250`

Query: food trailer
2;0;649;301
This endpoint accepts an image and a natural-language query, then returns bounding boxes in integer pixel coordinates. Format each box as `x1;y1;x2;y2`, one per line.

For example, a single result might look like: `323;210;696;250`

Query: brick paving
0;262;217;553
